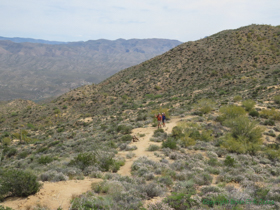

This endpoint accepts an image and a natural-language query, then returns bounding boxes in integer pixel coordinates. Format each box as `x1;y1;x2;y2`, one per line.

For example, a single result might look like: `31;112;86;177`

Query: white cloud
0;0;279;42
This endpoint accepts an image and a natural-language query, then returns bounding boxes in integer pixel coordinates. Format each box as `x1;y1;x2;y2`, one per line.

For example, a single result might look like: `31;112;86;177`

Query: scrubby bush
233;95;242;102
38;156;53;165
121;134;133;142
148;202;174;210
164;192;197;210
40;170;68;182
194;99;215;114
224;156;235;167
249;109;259;117
162;137;177;149
0;169;41;200
147;144;160;151
274;95;280;104
242;99;256;111
0;206;14;210
1;137;11;146
218;105;246;122
69;152;98;171
260;108;280;121
116;125;132;134
264;119;275;126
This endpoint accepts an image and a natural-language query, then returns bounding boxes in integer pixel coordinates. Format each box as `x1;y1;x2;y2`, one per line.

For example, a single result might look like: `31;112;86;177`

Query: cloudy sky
0;0;279;42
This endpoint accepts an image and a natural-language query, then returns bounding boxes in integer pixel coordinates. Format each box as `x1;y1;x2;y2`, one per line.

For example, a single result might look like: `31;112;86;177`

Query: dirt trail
117;115;195;177
2;178;102;210
2;115;194;210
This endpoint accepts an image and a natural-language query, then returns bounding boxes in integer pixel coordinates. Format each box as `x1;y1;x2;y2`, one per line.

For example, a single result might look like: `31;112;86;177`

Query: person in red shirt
155;113;162;129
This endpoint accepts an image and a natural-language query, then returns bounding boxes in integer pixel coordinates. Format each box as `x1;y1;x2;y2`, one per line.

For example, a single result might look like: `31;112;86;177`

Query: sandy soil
2;178;102;210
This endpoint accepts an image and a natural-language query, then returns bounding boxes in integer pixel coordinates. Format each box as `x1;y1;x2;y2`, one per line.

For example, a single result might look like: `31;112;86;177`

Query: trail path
2;115;194;210
2;178;102;210
117;115;195;176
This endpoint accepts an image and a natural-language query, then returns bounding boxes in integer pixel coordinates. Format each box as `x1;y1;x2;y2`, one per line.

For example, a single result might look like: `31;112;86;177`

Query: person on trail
162;113;166;127
156;113;162;129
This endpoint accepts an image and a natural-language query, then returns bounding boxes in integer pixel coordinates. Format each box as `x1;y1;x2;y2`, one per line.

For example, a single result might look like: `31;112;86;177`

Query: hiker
162;113;166;127
156;113;162;129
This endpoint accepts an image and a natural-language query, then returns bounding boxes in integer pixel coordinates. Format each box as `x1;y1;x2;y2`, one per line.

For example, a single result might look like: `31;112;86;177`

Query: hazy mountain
0;38;182;101
0;36;66;45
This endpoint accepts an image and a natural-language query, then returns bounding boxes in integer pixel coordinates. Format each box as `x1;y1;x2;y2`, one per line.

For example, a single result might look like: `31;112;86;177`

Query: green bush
162;137;177;149
18;151;29;159
242;99;256;112
164;192;197;210
194;99;215;114
249;109;259;117
0;169;41;201
219;105;246;121
147;144;160;151
233;95;242;102
200;130;214;142
117;125;132;134
224;156;235;167
260;108;280;120
1;137;11;146
274;95;280;104
264;119;275;126
172;126;183;139
222;116;264;154
69;152;97;171
38;156;54;165
121;134;133;142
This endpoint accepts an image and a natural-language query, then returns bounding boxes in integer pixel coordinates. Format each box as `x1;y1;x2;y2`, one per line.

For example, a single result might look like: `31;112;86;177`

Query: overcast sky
0;0;279;42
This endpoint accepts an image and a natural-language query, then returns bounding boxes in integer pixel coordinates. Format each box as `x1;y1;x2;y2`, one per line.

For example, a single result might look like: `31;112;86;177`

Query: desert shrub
277;134;280;141
6;147;17;158
164;192;197;210
40;170;68;182
126;152;135;159
194;99;215;114
260;108;280;120
38;156;53;165
125;145;137;151
224;156;236;167
69;152;98;171
222;116;264;154
249;109;259;117
172;126;183;139
18;151;29;159
233;95;242;102
1;137;11;146
264;119;275;126
194;173;213;185
121;134;132;142
179;135;196;147
116;125;132;134
200;130;214;142
147;144;160;151
219;105;246;121
274;95;280;104
162;137;177;149
142;182;164;198
154;128;164;135
148;202;174;210
0;169;41;200
242;99;256;111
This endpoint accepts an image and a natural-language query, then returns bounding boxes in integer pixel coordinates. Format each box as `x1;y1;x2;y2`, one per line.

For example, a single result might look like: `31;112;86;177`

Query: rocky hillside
0;38;181;101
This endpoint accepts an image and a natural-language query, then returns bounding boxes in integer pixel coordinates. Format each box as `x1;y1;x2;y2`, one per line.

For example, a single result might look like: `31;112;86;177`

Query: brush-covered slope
0;38;181;101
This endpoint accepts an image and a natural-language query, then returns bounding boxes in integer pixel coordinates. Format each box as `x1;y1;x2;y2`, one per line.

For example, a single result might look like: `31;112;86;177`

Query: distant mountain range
0;36;66;45
0;38;182;101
